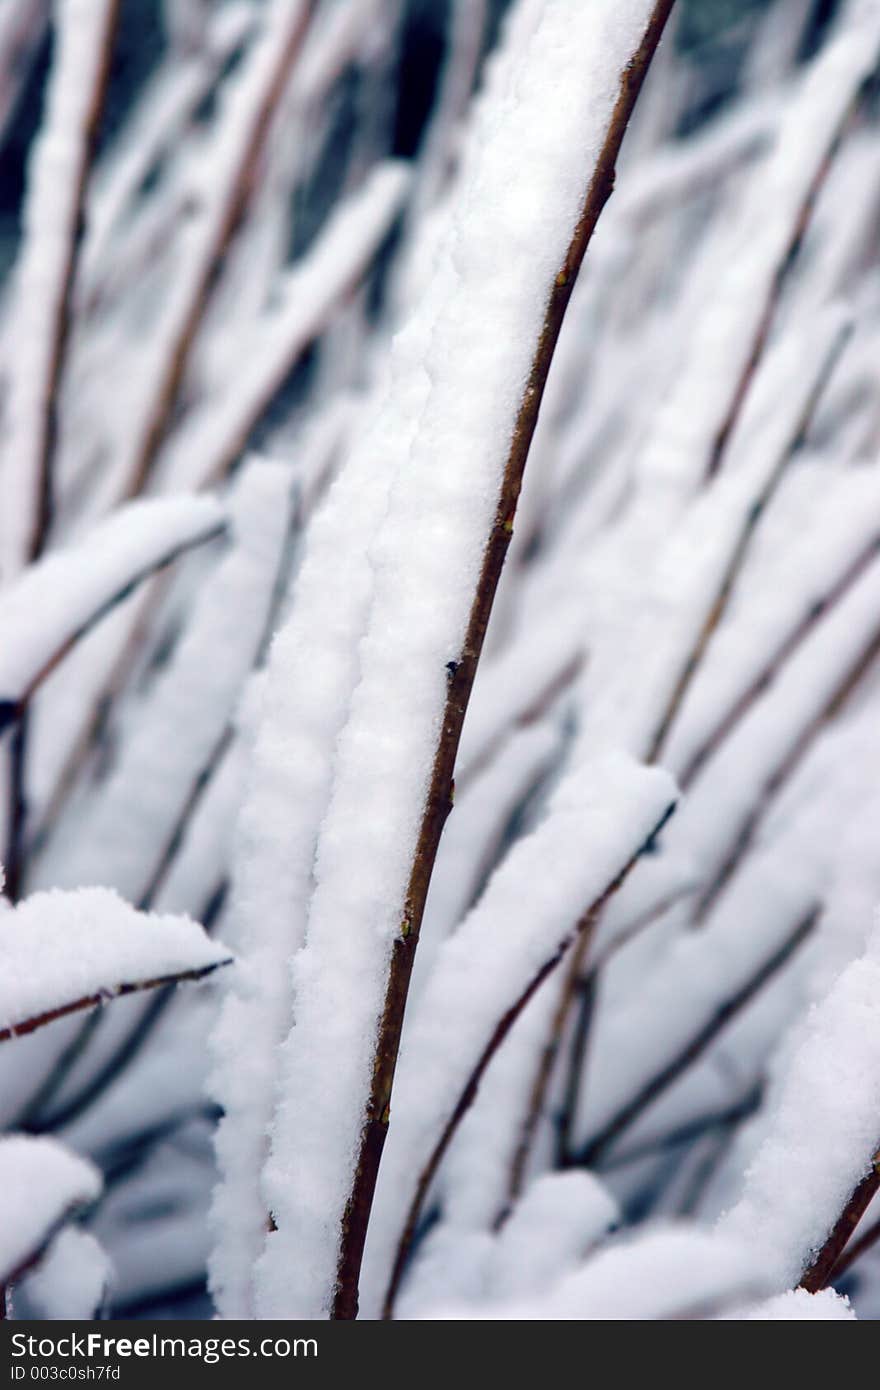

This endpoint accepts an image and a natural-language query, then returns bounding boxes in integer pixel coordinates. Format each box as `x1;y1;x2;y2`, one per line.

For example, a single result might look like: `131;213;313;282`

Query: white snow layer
0;886;231;1037
33;461;292;900
210;0;669;1320
358;754;675;1316
0;1135;102;1284
422;1226;769;1320
21;1227;111;1320
718;922;880;1288
723;1288;856;1321
0;495;224;704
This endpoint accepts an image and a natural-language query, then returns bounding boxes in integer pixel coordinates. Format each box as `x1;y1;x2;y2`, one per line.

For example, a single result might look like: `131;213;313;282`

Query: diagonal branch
799;1147;880;1293
574;906;819;1168
0;521;225;735
0;958;231;1045
381;802;677;1319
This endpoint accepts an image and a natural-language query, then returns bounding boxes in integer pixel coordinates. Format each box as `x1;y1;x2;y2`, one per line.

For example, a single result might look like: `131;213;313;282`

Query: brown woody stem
799;1148;880;1293
331;1;678;1320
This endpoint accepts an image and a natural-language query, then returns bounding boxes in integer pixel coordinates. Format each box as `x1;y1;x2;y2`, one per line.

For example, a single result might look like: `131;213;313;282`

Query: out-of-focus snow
0;1135;101;1284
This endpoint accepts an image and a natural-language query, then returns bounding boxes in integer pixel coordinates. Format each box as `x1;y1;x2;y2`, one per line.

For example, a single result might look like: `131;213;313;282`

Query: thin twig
508;328;847;1185
680;533;880;791
704;87;866;479
122;2;316;496
648;320;851;763
0;522;226;735
598;1082;763;1172
694;619;880;922
382;803;677;1319
332;1;678;1319
573;906;819;1168
0;959;230;1045
828;1208;880;1283
799;1146;880;1293
26;879;228;1134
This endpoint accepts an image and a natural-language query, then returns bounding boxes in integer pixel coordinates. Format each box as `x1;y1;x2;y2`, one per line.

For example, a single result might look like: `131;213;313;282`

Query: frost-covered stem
156;163;410;492
80;3;255;296
507;873;700;1195
799;1146;880;1293
647;322;851;763
381;803;676;1319
704;96;864;480
332;2;677;1320
680;532;880;789
575;907;819;1168
3;0;121;568
504;337;848;1189
0;523;225;735
122;1;316;497
137;506;294;907
504;949;587;1205
0;958;230;1044
1;0;120;898
30;579;174;853
25;880;227;1134
23;499;293;1125
694;618;880;921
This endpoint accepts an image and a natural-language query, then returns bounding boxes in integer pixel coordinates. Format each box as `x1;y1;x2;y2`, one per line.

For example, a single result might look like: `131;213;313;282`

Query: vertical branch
331;0;677;1320
119;0;316;498
1;0;121;574
1;0;121;898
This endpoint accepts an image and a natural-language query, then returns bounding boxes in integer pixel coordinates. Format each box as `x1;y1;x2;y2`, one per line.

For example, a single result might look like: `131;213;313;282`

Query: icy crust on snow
210;0;664;1321
34;462;292;900
0;1135;101;1284
0;496;224;702
0;886;231;1035
0;0;118;578
250;0;665;1321
356;754;675;1317
717;925;880;1289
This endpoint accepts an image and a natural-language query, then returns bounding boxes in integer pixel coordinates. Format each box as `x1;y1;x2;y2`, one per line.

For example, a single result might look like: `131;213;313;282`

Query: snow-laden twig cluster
1;0;880;1323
